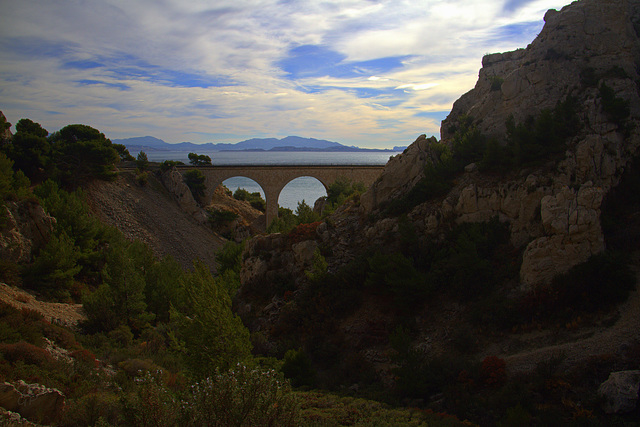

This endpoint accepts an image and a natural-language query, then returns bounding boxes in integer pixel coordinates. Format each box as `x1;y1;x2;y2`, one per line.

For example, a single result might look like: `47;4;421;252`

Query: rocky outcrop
161;168;208;224
207;185;266;240
0;381;64;425
361;135;438;211
520;183;605;286
598;370;640;414
0;200;55;264
441;0;640;141
361;0;640;288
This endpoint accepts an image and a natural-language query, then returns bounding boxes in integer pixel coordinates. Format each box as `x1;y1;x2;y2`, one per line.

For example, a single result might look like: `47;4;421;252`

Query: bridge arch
278;176;327;212
176;165;384;226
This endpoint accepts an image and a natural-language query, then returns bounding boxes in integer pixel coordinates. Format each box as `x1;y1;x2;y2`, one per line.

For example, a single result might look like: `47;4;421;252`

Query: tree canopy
188;152;212;166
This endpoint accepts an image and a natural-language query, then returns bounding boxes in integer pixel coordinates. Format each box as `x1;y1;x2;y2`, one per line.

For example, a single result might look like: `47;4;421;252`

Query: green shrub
267;207;298;233
159;160;183;172
135;170;149;186
120;370;180;427
550;251;635;313
62;392;122;426
233;188;266;211
282;348;317;388
215;240;245;276
365;251;430;309
183;364;299;426
601;155;640;250
490;76;504;91
0;341;54;366
207;208;238;227
21;231;81;301
599;82;630;128
505;96;580;167
324;177;366;212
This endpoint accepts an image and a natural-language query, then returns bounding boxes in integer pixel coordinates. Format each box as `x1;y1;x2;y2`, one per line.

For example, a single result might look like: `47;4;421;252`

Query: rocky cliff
237;0;640;389
362;0;640;287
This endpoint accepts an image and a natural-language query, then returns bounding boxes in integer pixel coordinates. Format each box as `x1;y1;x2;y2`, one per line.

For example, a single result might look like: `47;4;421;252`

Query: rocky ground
0;282;85;328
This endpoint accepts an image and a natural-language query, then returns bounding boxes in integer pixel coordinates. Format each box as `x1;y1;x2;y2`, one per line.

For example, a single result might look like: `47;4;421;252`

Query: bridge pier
263;186;282;228
177;165;386;229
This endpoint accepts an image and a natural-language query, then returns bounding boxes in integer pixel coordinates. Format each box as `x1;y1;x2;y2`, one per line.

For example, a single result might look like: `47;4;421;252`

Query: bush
599;82;630;128
135;170;149;186
325;177;366;209
233;188;266;211
0;341;54;366
172;260;252;377
365;251;430;309
550;251;635;313
289;221;322;244
282;349;317;388
480;356;507;387
207;208;238;227
601;155;640;250
184;364;300;426
120;370;180;427
159;160;183;172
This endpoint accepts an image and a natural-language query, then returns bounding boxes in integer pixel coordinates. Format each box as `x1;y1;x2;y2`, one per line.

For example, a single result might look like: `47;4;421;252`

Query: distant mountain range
112;135;406;153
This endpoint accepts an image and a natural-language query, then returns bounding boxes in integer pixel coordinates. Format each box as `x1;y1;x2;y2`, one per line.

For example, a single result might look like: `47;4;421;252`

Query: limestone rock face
520;184;605;286
441;0;640;142
361;135;438;212
598;370;640;414
0;200;55;263
0;380;65;424
161;168;208;223
361;0;640;288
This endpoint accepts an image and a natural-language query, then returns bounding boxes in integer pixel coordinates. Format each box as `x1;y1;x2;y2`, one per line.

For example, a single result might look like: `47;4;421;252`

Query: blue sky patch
279;44;411;80
489;21;543;44
502;0;537;13
278;45;346;79
3;37;72;58
65;60;105;70
76;79;130;91
414;111;450;123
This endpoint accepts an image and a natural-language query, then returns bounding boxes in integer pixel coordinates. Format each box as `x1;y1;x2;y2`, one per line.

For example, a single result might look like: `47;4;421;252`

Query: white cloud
0;0;575;148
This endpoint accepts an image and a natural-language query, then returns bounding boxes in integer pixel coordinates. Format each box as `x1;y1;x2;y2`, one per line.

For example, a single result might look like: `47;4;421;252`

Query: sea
145;151;394;210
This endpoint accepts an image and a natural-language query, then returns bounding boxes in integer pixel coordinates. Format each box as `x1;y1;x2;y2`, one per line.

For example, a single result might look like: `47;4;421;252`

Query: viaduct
175;165;385;226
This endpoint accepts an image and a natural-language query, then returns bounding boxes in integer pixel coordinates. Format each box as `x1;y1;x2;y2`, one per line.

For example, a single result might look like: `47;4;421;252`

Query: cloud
0;0;575;148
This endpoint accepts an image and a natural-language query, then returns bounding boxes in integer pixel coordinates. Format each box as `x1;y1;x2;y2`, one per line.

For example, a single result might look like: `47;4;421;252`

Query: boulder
0;381;65;424
598;370;640;414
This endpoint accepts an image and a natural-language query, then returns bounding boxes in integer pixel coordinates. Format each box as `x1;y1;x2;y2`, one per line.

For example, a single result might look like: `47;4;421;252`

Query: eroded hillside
84;170;226;270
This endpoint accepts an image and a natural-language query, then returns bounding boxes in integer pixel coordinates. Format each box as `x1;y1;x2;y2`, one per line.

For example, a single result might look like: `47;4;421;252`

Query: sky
0;0;575;149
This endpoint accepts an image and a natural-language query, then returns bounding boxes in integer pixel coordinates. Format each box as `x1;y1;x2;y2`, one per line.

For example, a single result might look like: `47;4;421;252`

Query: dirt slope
84;171;225;271
0;282;85;328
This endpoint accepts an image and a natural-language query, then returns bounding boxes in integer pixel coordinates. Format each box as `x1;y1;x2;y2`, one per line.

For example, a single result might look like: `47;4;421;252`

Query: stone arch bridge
175;165;385;225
